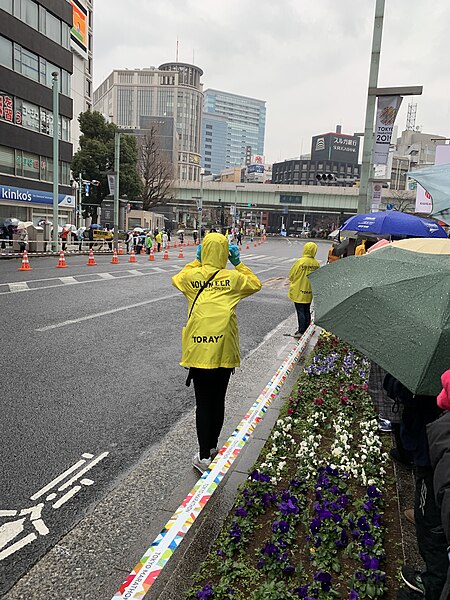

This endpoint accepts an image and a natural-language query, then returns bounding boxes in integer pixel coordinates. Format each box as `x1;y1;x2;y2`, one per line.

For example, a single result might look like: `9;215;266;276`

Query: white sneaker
192;453;212;474
210;447;218;460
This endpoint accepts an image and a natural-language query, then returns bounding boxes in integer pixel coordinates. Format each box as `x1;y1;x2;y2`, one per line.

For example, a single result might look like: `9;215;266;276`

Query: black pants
414;467;448;599
189;367;232;460
294;302;311;334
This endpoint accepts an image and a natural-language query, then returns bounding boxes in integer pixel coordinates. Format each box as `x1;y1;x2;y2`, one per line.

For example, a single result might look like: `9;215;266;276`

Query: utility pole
358;0;385;215
52;72;60;252
78;172;83;229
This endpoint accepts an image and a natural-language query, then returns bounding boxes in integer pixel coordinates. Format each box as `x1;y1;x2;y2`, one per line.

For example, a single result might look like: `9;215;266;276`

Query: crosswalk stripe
60;277;79;285
98;273;116;280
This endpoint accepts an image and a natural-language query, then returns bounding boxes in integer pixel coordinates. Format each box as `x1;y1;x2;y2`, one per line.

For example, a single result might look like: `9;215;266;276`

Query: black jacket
427;412;450;547
383;373;440;467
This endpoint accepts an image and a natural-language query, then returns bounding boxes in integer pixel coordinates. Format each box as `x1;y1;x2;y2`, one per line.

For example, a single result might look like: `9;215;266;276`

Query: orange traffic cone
87;249;97;266
128;248;137;263
163;248;169;260
167;242;171;249
56;251;67;268
187;240;190;246
174;242;178;248
178;247;184;259
246;243;250;250
149;247;155;261
258;240;262;246
254;242;257;247
18;250;32;271
118;244;124;255
111;249;119;264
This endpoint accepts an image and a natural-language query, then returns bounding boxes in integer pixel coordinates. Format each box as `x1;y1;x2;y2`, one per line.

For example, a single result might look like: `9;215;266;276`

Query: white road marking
0;532;36;561
30;459;86;500
82;453;94;459
0;510;17;517
8;282;29;292
60;277;79;285
58;452;109;491
127;270;145;276
98;272;116;280
35;293;181;332
151;267;166;272
80;478;94;486
45;493;57;501
33;519;49;536
52;486;82;509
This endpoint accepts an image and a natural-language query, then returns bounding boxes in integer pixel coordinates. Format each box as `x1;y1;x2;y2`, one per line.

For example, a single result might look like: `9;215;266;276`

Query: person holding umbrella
288;242;320;338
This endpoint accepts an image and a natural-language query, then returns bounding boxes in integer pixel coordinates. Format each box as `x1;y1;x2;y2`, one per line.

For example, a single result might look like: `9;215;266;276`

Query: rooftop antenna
176;37;179;62
406;102;417;130
192;48;195;64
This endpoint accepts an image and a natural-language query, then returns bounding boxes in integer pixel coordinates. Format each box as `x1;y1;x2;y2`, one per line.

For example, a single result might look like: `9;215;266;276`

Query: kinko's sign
373;96;403;165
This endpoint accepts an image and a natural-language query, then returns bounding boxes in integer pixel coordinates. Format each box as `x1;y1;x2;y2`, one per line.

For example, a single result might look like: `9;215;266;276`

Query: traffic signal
246;203;257;207
316;173;337;182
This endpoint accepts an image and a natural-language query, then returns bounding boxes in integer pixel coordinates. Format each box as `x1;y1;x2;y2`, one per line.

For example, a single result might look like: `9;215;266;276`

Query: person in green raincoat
288;241;320;338
172;232;261;473
145;231;153;254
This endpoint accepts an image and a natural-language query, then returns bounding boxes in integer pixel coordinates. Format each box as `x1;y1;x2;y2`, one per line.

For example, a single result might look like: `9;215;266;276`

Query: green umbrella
309;247;450;395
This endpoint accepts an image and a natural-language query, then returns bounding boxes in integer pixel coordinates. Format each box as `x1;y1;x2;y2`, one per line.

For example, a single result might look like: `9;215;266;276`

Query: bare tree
137;127;174;211
388;189;416;213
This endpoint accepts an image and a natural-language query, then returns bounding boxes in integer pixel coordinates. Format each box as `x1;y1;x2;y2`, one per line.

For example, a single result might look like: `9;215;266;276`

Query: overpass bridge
170;181;413;232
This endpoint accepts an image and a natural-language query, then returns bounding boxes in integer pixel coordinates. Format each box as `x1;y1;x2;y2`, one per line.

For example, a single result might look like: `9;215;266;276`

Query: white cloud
93;1;450;163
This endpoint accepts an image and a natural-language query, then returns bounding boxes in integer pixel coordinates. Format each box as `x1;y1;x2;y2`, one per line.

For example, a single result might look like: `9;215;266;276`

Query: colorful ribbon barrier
112;323;316;599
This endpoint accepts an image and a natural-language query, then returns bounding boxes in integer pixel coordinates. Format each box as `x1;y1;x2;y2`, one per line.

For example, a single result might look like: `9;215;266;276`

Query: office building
272;127;361;187
0;0;74;224
202;89;266;175
70;0;94;150
93;63;204;181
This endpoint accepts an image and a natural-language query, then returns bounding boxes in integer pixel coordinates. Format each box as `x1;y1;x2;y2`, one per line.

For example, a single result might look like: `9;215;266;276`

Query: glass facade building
0;0;74;224
202;89;266;175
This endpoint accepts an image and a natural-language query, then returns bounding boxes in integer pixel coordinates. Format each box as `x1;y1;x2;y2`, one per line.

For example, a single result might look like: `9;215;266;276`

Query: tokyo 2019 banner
373;95;403;165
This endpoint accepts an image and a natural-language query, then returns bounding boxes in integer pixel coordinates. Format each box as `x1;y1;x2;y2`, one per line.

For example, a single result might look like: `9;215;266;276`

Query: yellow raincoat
288;242;320;304
355;240;367;256
172;233;261;369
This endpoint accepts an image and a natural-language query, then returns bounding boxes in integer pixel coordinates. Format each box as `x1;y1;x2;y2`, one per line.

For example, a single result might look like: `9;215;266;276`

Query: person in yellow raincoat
172;232;261;473
288;241;320;339
355;239;367;256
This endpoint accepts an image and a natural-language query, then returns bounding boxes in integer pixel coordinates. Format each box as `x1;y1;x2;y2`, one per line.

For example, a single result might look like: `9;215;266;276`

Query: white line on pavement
58;452;109;491
127;270;145;276
98;273;116;280
59;277;79;285
35;293;182;332
8;282;29;292
30;459;87;500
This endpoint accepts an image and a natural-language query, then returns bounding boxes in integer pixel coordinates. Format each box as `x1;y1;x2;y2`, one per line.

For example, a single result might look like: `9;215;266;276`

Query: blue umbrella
340;211;447;238
89;224;101;229
407;163;450;225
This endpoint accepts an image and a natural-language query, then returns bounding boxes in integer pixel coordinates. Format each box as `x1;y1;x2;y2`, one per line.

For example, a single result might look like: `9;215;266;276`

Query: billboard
247;164;265;174
311;133;360;165
373;96;403;165
0;184;74;207
71;0;88;59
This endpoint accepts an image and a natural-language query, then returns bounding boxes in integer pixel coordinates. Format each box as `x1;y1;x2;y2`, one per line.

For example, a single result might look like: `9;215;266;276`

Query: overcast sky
93;1;450;163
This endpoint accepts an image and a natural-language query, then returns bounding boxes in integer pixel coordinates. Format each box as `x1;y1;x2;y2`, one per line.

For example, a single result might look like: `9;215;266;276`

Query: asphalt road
0;237;329;595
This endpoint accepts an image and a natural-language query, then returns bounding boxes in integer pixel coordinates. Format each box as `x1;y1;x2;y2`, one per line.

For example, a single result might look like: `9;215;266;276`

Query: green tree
71;111;143;211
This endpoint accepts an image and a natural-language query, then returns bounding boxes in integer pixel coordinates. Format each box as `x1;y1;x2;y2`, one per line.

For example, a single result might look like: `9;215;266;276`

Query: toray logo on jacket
192;335;224;344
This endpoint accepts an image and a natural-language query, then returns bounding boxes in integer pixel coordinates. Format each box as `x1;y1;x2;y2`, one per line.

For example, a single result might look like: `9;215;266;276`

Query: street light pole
113;131;120;251
78;172;82;229
358;0;385;215
52;72;60;252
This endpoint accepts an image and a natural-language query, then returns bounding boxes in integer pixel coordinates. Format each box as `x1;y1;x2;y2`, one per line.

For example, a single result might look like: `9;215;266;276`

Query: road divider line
8;282;29;292
111;323;316;600
60;277;79;285
35;293;182;332
30;459;87;500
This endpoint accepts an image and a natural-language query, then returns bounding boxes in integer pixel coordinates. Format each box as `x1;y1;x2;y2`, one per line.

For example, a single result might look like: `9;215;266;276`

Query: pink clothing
437;369;450;411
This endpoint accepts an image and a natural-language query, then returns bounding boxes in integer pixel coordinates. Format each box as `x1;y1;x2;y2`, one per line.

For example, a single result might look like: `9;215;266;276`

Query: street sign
386;203;394;210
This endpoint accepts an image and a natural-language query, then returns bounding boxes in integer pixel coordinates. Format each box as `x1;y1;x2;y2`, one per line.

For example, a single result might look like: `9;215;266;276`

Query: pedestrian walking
18;229;28;253
162;231;168;249
133;230;142;254
236;231;242;247
172;233;262;474
77;227;84;251
88;226;94;250
193;230;198;245
288;242;320;338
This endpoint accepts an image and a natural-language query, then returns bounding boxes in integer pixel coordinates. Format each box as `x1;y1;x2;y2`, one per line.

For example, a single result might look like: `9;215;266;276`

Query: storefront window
0;145;15;175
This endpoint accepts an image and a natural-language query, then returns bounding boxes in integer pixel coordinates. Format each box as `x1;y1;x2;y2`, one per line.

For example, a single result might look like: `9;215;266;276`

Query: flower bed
187;332;400;600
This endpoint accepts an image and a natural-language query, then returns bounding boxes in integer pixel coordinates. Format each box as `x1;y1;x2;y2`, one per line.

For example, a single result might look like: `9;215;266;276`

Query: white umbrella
177;229;185;234
16;221;33;230
133;227;144;233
